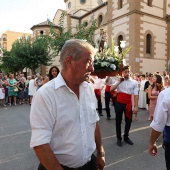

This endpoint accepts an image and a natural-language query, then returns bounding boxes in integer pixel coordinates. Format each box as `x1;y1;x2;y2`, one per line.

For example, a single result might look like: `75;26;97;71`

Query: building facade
0;31;32;51
52;0;170;74
31;20;60;75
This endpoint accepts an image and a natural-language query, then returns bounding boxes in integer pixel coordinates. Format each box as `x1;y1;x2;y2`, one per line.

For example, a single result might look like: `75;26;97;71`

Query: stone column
166;15;170;71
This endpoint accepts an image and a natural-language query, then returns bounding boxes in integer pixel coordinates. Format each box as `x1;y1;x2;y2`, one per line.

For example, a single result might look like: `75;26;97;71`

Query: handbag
13;87;18;92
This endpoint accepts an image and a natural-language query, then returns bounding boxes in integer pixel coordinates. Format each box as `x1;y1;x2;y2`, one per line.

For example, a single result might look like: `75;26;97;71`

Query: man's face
71;50;94;83
123;69;130;79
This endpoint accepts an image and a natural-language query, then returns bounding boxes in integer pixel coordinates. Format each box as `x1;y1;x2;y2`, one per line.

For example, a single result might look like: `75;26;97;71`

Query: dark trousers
38;154;97;170
115;101;132;140
105;91;111;118
94;91;102;114
163;141;170;170
97;99;102;114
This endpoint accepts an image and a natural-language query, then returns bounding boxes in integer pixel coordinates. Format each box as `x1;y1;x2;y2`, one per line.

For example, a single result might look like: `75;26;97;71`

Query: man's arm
95;122;105;170
34;144;64;170
110;79;121;91
148;129;161;156
133;95;138;114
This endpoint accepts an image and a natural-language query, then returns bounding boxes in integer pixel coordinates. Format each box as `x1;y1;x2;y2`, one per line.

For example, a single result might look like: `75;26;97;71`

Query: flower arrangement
93;48;122;72
93;37;132;72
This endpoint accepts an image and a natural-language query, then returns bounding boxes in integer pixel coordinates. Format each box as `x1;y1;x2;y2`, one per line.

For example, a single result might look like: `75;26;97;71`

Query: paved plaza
0;104;166;170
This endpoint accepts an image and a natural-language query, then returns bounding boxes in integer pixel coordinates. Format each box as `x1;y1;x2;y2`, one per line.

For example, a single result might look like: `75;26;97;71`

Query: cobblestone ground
0;104;166;170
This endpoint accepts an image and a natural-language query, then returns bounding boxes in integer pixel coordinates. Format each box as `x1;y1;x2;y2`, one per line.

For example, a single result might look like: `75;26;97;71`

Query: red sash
94;89;101;100
105;85;111;92
117;92;132;120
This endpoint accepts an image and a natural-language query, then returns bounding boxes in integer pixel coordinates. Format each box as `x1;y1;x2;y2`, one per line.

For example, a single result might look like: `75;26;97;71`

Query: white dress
138;80;147;108
28;79;37;96
0;88;5;99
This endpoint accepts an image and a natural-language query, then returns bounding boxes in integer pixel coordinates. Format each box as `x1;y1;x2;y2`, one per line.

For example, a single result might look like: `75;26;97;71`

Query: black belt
38;154;97;170
61;162;89;170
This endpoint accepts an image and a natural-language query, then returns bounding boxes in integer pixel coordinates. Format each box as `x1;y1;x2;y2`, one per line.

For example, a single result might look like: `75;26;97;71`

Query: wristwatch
97;152;105;157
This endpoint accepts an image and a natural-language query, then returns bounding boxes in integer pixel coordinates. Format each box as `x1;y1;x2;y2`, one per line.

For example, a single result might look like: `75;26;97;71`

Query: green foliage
0;12;97;74
28;35;54;74
49;11;97;56
0;51;24;74
0;35;55;74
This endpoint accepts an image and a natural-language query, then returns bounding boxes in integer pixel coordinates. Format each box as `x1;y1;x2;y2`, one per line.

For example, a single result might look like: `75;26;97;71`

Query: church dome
64;0;105;14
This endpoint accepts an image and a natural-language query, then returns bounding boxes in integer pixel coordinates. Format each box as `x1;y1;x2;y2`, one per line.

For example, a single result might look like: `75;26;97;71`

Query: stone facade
31;20;61;75
33;0;170;74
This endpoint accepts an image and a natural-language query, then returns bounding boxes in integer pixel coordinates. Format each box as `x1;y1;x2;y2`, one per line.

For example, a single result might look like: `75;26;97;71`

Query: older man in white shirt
30;39;105;170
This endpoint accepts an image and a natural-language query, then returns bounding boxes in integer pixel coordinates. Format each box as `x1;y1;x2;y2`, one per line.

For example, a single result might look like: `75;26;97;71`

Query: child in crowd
0;80;6;107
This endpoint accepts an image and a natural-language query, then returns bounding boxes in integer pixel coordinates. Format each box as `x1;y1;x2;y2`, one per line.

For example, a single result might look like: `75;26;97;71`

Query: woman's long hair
49;66;60;81
151;74;163;92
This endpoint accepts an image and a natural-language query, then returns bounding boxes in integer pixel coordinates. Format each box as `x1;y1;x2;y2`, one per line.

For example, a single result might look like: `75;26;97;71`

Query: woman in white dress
0;79;5;106
138;75;147;109
28;76;37;105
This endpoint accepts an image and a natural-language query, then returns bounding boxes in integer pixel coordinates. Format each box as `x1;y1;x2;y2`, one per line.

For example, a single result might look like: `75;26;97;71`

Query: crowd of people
1;39;170;169
91;70;169;121
0;66;60;107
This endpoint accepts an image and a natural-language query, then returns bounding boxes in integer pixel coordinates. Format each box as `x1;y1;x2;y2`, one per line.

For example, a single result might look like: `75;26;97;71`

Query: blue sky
0;0;66;35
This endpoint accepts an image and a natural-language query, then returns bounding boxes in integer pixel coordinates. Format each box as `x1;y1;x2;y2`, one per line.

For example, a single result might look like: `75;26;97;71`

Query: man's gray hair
60;39;95;70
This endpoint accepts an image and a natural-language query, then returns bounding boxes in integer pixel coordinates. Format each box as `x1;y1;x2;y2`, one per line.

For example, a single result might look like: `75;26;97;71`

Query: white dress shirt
150;87;170;132
30;73;99;168
114;79;139;95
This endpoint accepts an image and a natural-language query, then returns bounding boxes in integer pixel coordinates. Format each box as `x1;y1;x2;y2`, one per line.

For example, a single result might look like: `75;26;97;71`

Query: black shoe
124;137;133;145
99;113;103;116
117;139;122;147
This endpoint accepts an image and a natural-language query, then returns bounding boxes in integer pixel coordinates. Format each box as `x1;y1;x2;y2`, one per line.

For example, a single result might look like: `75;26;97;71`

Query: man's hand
96;156;105;170
133;106;138;114
148;144;157;156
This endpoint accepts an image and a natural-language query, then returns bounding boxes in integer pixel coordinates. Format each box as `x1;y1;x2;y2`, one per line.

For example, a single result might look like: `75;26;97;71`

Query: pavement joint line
102;126;150;140
0;152;32;164
104;144;162;168
0;130;31;139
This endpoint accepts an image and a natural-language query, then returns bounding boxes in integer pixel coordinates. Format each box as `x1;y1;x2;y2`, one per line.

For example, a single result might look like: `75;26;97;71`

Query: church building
32;0;170;74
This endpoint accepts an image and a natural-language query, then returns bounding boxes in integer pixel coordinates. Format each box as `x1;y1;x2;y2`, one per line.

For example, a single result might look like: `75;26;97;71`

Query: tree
0;50;24;74
2;35;55;74
27;35;54;74
49;11;97;56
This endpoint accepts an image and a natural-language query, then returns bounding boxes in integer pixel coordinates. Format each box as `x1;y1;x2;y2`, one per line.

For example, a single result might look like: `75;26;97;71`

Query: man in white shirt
30;39;105;170
148;87;170;170
110;66;139;147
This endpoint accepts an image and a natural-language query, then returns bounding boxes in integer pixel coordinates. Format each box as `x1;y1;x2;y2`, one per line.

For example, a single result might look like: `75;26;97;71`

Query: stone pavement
0;104;166;170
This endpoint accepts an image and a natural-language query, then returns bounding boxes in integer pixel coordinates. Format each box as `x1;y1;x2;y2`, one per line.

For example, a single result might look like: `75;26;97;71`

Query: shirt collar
54;73;67;89
54;72;89;90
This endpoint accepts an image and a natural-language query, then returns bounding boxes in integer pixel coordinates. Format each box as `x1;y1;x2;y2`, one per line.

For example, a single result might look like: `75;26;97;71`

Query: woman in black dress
17;77;25;104
144;73;153;120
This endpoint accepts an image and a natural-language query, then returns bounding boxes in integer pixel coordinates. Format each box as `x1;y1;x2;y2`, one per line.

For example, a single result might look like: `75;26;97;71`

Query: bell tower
64;0;101;15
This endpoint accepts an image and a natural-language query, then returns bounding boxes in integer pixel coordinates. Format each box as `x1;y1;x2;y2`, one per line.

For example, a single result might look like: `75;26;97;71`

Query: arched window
83;21;88;27
118;0;123;9
80;0;86;4
98;15;103;26
118;35;123;52
147;0;152;7
98;0;103;5
68;2;71;9
146;34;151;54
40;30;44;35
